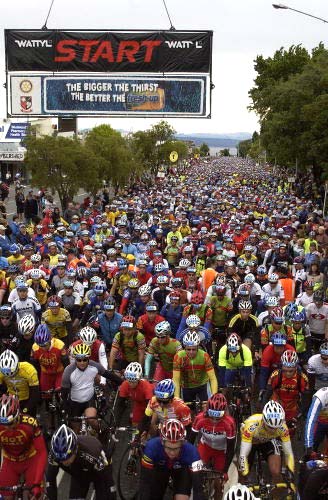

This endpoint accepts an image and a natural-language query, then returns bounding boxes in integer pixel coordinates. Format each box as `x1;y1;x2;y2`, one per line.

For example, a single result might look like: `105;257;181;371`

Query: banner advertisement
0;121;29;141
0;151;25;161
10;76;207;117
5;30;212;73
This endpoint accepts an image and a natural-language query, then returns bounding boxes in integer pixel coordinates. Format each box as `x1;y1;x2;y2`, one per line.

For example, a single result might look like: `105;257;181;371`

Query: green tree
24;134;101;210
238;139;252;158
199;143;210;156
158;140;188;163
220;148;230;157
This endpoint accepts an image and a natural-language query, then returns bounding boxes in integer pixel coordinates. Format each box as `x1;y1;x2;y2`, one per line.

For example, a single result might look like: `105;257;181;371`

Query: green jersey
173;349;213;388
147;338;182;372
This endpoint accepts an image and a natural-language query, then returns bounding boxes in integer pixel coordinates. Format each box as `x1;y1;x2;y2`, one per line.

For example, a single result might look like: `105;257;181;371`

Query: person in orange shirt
200;257;218;295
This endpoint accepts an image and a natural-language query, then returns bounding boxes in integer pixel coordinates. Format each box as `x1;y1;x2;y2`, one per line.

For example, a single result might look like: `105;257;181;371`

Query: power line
42;0;55;30
162;0;175;30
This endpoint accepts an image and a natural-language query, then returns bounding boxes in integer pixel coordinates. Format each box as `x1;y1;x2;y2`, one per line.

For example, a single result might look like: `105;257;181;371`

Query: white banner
0;151;25;161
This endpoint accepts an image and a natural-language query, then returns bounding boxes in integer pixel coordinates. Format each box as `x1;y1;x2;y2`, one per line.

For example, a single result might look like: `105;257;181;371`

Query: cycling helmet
18;314;35;336
79;326;97;346
268;273;279;283
238;284;250;297
121;315;135;328
155;321;171;337
128;278;140;289
34;324;51;346
257;265;267;276
7;265;19;274
0;349;19;376
227;333;241;352
76;266;88;278
67;269;76;278
244;245;253;252
72;343;91;359
160;419;186;442
283;302;298;321
63;280;74;289
149;240;157;247
238;300;252;311
94;282;107;295
9;244;20;254
237;259;247;269
124;362;143;381
262;400;285;428
157;275;169;285
0;305;12;319
270;331;287;345
224;484;257;500
107;248;117;256
103;297;116;310
207;393;227;418
179;259;191;268
48;295;61;307
319;342;328;356
51;424;78;461
281;350;298;368
90;276;101;285
171;277;183;288
303;280;314;289
313;290;324;302
31;253;42;263
145;301;158;312
216;284;226;295
30;269;43;280
293;256;304;264
117;258;128;269
186;315;201;329
225;260;236;268
191;292;204;305
183;330;200;347
268;303;283;322
154;263;164;273
216;275;226;286
138;285;152;296
155;379;175;401
244;273;255;285
16;280;28;290
264;295;279;307
291;310;306;322
0;394;20;425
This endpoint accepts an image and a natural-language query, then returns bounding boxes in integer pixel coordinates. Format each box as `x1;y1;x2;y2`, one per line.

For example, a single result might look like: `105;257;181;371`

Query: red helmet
207;393;227;418
0;394;20;424
270;306;284;323
47;295;62;307
121;315;135;328
191;291;204;305
160;418;186;442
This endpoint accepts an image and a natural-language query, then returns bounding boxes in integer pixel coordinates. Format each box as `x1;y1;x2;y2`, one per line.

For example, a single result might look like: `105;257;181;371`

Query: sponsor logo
20;96;32;113
14;39;52;48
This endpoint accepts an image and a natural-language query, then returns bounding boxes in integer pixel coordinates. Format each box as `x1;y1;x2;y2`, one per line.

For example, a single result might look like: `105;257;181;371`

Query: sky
0;0;328;135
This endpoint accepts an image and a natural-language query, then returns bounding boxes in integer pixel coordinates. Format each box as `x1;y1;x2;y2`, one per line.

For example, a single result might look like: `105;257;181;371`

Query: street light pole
272;4;328;24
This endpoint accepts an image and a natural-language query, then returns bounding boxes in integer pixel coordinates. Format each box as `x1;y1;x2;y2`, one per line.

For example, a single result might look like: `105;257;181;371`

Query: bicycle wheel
117;446;142;500
99;411;116;459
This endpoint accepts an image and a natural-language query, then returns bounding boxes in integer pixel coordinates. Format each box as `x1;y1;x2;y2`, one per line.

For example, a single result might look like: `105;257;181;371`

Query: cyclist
178;291;213;335
0;349;39;416
307;342;328;390
61;343;122;433
16;313;36;362
57;280;82;332
11;281;42;322
69;326;108;383
139;379;191;437
290;309;312;365
136;301;165;346
0;394;47;499
47;423;115;500
115;362;153;426
145;321;182;380
173;331;218;401
305;290;328;352
218;333;253;389
41;295;72;347
97;296;122;353
264;350;310;432
304;386;328;454
228;300;260;358
224;484;259;500
108;315;146;370
0;305;19;355
260;306;294;348
139;419;205;500
160;291;184;337
257;295;279;327
239;400;294;483
259;332;296;393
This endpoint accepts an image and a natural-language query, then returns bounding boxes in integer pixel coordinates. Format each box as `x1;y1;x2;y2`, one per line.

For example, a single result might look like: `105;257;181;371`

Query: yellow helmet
73;343;91;359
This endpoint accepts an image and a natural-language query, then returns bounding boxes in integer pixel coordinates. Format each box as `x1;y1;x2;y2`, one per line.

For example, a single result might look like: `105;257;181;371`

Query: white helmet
30;269;43;280
138;284;152;296
154;263;164;273
268;273;279;283
186;315;201;329
18;314;35;336
224;484;258;500
179;259;191;268
79;326;97;346
31;253;41;263
227;333;241;352
262;400;285;428
264;295;279;307
0;349;19;376
124;362;143;381
183;330;200;347
155;321;171;337
244;273;255;284
107;248;117;256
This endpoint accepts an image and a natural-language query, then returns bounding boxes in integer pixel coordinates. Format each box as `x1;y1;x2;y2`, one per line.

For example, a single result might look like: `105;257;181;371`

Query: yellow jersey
0;362;39;401
41;308;71;339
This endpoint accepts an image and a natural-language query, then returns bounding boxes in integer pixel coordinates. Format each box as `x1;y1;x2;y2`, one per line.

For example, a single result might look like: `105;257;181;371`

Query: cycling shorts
198;442;225;471
40;372;63;396
68;397;96;417
248;440;280;466
0;455;44;494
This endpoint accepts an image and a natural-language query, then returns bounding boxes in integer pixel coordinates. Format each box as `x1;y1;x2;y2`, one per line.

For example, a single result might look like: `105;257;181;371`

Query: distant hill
175;132;252;148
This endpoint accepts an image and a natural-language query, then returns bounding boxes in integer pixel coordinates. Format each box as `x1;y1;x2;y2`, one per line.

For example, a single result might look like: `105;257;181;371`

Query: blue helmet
34;324;51;346
319;342;328;356
117;259;128;269
283;302;298;321
154;379;175;401
9;244;20;254
51;424;78;461
291;309;306;323
94;282;107;295
271;331;287;346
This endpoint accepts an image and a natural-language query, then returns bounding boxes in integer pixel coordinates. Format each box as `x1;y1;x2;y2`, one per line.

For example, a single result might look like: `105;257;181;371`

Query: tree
220;148;230;157
238;139;252;158
24;134;101;210
157;140;188;163
199;143;210;156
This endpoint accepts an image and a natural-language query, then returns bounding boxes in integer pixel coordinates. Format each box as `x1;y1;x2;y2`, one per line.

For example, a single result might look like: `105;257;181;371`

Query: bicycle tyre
117;446;142;500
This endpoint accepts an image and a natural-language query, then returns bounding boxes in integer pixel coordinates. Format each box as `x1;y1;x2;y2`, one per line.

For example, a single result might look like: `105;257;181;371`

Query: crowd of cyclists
0;156;327;499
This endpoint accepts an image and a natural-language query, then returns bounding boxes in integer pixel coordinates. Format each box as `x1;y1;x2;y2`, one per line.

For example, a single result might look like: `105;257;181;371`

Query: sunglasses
75;357;89;363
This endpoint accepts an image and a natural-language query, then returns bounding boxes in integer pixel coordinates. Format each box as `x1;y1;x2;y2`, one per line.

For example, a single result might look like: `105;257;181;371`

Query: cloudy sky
0;0;327;134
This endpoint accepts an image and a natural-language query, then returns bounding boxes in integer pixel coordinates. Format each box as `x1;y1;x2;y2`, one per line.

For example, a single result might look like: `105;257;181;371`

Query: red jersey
136;314;165;346
269;369;309;420
31;338;66;374
261;344;295;370
119;379;154;424
192;412;236;451
145;396;191;426
0;414;43;461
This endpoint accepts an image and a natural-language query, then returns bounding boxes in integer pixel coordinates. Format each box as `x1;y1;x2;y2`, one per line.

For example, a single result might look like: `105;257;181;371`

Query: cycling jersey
307;354;328;389
26;278;49;305
119;379;154;424
260;324;294;347
141;437;199;470
268;369;309;419
228;313;259;348
146;337;182;374
0;361;39;401
192;412;236;451
145;396;191;426
136;314;166;346
305;387;328;448
210;295;232;328
173;349;217;396
240;413;294;475
11;296;41;321
41;308;71;339
305;303;328;335
111;331;146;362
32;338;66;374
218;344;252;370
260;343;295;390
0;414;42;462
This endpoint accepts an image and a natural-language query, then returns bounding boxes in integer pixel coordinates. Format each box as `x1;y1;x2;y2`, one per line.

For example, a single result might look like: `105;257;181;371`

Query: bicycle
0;482;48;500
185;395;208;419
39;389;66;438
117;426;143;500
226;384;252;430
200;467;226;500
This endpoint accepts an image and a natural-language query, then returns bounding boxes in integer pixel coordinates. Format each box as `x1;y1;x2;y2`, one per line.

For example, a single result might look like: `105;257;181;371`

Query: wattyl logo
14;39;52;48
